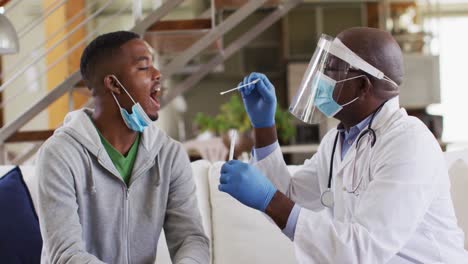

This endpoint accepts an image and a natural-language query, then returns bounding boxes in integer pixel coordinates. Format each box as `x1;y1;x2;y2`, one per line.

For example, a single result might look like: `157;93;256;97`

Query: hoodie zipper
121;160;154;264
124;187;130;264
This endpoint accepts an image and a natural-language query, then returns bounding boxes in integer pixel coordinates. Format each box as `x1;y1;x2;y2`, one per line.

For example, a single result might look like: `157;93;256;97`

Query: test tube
228;129;237;161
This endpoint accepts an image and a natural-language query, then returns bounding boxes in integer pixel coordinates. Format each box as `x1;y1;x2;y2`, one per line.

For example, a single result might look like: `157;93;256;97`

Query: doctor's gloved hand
239;72;277;128
218;160;277;212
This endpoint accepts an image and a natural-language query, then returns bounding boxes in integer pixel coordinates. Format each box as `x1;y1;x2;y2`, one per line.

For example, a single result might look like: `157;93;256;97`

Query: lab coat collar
333;96;401;178
369;96;400;131
336;96;400;132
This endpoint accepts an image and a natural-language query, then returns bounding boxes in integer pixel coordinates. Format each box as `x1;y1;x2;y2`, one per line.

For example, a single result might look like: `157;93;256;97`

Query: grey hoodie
36;108;209;264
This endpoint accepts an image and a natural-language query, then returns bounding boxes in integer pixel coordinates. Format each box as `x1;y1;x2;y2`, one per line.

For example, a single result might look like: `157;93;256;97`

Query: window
428;16;468;144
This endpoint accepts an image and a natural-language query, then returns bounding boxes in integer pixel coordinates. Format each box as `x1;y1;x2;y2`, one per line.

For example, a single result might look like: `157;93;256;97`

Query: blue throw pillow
0;166;42;263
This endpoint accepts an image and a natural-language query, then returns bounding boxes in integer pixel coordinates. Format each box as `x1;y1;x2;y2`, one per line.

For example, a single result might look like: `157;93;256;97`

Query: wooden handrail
0;0;12;7
75;79;85;87
147;19;212;31
5;130;55;143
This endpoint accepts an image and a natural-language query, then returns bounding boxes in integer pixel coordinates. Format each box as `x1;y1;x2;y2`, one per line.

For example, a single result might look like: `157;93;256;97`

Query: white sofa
1;149;467;264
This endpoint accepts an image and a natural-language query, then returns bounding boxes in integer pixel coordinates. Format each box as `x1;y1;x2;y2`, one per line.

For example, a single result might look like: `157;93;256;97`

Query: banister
0;0;100;82
0;0;114;94
0;0;185;143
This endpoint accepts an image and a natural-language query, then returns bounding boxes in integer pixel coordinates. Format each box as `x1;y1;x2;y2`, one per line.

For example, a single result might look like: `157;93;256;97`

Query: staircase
0;0;304;165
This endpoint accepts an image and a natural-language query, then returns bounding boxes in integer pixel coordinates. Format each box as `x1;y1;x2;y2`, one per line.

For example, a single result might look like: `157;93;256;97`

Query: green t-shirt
99;132;140;186
89;116;140;186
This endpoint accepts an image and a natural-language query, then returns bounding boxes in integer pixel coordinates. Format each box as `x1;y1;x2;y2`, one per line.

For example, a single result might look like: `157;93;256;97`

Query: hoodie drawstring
84;148;97;195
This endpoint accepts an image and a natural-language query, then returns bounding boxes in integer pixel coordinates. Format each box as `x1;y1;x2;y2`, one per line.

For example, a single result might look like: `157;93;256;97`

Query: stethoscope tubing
322;101;387;207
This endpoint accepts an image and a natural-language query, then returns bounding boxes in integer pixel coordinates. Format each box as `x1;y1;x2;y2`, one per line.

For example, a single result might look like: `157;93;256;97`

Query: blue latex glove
218;160;277;212
239;72;277;128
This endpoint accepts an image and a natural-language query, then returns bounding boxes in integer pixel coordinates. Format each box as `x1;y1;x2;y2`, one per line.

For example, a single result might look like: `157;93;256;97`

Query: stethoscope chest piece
321;189;334;208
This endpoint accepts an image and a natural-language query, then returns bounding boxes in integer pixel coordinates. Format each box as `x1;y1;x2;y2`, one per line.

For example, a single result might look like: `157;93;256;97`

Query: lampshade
0;13;19;54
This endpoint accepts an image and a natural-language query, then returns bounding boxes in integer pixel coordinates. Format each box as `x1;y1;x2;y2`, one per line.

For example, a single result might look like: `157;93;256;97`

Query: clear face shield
289;34;398;124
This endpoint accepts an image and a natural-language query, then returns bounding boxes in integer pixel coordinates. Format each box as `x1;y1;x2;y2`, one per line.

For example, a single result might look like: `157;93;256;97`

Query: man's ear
359;75;372;99
103;75;121;94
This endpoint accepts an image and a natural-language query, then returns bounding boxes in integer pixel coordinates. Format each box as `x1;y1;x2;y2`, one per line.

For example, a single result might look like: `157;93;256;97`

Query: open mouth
150;83;161;110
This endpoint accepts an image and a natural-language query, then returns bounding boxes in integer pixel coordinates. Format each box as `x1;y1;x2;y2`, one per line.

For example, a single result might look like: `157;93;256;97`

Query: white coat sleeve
253;143;325;211
292;127;441;263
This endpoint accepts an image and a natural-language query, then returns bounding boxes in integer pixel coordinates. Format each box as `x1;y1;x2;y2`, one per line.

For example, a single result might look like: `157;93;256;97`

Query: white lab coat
254;97;468;263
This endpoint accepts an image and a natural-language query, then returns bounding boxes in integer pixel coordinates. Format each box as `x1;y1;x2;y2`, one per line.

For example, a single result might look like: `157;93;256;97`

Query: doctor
218;27;468;263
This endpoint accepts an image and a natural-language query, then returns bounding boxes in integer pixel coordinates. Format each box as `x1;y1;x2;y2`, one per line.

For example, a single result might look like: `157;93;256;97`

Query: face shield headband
289;34;398;124
325;38;398;87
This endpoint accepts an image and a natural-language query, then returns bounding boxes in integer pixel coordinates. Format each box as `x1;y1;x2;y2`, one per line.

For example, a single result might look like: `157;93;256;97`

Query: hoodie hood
54;108;168;187
56;108;166;159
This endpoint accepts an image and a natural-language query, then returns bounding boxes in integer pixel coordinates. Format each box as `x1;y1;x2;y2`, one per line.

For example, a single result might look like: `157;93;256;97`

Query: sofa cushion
190;160;213;241
0;166;42;263
208;161;297;264
156;160;213;264
0;166;37;209
445;149;468;249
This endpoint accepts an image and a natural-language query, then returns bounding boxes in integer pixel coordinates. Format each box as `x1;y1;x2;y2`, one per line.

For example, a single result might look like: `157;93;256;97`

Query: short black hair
80;31;140;85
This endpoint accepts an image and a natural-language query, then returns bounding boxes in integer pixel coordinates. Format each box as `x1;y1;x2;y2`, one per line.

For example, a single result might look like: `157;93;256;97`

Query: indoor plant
194;95;296;157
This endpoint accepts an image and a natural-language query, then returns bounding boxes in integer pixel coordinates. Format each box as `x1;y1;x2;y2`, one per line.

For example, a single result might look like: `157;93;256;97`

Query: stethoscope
320;101;387;208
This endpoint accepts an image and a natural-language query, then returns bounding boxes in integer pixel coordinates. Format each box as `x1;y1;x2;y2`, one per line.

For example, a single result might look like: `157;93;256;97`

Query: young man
36;31;209;264
219;27;468;263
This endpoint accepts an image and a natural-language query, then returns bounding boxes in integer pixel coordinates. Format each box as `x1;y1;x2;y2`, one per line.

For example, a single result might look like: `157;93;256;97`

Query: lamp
0;13;18;54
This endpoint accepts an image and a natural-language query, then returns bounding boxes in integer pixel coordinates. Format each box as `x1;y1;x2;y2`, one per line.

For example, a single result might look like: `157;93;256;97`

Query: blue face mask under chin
110;76;152;132
314;73;361;117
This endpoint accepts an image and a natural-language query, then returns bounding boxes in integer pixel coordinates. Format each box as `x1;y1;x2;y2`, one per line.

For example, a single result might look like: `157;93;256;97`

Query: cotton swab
228;129;238;161
220;79;259;95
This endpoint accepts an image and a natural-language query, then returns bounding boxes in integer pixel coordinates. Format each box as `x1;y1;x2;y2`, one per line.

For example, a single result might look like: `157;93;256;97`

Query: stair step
145;19;221;55
0;0;12;7
214;0;280;10
6;130;54;143
147;19;212;32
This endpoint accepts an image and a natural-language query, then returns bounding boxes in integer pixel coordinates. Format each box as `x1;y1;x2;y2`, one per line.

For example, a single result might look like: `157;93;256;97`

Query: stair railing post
68;89;74;112
0;142;6;165
153;0;163;10
210;0;216;28
133;0;143;24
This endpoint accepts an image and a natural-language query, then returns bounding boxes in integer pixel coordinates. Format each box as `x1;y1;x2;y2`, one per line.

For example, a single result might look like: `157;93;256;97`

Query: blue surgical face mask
110;75;152;132
314;73;363;117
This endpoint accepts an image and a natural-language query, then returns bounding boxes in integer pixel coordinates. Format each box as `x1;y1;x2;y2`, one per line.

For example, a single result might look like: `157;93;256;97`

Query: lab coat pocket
344;148;372;197
353;161;371;197
341;161;371;218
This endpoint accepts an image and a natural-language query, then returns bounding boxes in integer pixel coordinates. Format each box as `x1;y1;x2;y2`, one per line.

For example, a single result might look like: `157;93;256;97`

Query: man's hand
240;72;277;128
218;160;277;212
